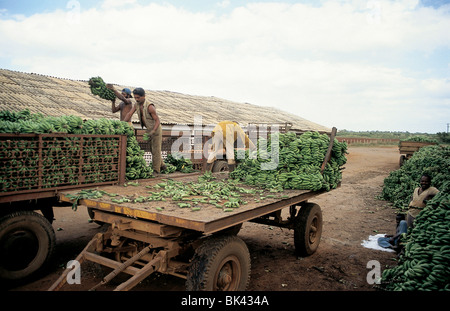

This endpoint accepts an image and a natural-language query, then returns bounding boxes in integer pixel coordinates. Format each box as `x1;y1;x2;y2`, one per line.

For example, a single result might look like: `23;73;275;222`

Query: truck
0;132;128;282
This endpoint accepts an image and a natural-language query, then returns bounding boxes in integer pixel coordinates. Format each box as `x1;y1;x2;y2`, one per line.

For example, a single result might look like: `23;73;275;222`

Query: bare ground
8;146;401;292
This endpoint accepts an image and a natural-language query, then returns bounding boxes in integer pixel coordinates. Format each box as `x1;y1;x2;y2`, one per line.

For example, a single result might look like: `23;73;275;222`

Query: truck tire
0;211;56;281
212;160;228;172
186;235;250;291
294;203;322;256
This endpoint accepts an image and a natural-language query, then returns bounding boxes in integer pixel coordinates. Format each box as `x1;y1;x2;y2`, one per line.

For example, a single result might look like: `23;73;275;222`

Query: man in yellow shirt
206;121;256;172
407;173;439;228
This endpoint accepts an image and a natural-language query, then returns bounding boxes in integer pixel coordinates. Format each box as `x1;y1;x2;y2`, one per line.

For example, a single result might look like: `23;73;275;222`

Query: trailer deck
58;172;328;234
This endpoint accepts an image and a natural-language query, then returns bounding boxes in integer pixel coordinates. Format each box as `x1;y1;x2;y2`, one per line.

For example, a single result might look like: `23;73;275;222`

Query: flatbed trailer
49;172;339;291
398;140;437;166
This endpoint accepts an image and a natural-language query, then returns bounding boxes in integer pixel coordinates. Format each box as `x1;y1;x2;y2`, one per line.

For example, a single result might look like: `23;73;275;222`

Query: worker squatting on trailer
205;121;257;172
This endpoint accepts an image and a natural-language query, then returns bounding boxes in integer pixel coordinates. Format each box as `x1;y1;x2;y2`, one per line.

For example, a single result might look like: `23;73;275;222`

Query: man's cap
122;88;132;95
133;87;146;96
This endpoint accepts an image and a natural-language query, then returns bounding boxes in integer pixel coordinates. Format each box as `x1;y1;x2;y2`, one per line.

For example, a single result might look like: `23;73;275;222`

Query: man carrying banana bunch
107;84;166;175
109;87;135;126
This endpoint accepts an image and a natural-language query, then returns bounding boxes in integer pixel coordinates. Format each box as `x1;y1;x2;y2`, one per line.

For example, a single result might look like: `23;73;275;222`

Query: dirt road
8;146;401;291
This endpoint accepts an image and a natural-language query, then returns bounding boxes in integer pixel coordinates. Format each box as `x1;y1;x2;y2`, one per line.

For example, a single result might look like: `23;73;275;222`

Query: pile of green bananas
0;110;42;123
400;136;439;144
144;153;194;175
66;172;291;213
88;76;116;101
379;182;450;291
164;153;194;173
0;110;152;193
125;140;153;180
230;131;347;192
380;145;450;210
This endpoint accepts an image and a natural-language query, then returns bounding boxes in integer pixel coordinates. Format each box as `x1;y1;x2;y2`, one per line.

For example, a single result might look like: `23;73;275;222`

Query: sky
0;0;449;133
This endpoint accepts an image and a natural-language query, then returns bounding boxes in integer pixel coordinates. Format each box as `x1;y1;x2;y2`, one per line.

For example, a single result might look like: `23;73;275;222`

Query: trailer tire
294;203;322;256
186;234;250;291
0;211;56;281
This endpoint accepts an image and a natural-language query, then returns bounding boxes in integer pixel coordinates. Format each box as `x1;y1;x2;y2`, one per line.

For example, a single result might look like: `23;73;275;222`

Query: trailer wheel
294;203;322;256
186;235;250;291
0;211;56;281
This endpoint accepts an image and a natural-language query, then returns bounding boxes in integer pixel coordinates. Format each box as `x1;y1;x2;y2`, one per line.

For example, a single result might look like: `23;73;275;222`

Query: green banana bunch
164;153;194;173
230;131;347;192
88;76;116;101
379;182;450;291
0;110;153;194
0;109;43;122
117;173;257;212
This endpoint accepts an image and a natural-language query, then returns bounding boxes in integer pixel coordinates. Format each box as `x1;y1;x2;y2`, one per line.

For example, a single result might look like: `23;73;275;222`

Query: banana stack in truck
0;110;136;283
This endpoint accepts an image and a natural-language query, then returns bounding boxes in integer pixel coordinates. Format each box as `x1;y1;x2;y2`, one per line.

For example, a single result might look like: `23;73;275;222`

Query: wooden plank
113;255;162;291
321;127;337;173
399;141;436;154
400;147;422;153
400;141;436;147
84;252;140;276
93;210;183;237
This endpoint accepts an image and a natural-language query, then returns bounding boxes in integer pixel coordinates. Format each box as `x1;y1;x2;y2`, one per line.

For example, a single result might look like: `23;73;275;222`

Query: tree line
337;130;450;144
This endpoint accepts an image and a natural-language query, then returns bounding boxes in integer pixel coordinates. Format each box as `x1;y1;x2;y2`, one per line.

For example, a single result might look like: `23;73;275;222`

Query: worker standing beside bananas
109;87;135;126
107;85;166;175
206;121;256;172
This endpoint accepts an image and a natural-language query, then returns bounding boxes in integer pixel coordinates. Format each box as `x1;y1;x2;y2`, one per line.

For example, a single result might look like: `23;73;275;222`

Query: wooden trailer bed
58;172;329;235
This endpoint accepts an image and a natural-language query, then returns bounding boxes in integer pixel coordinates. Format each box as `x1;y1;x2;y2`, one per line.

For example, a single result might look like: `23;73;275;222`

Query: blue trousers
377;220;408;248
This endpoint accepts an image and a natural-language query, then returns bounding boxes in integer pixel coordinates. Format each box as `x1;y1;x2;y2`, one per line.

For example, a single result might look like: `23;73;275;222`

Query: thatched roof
0;68;331;133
